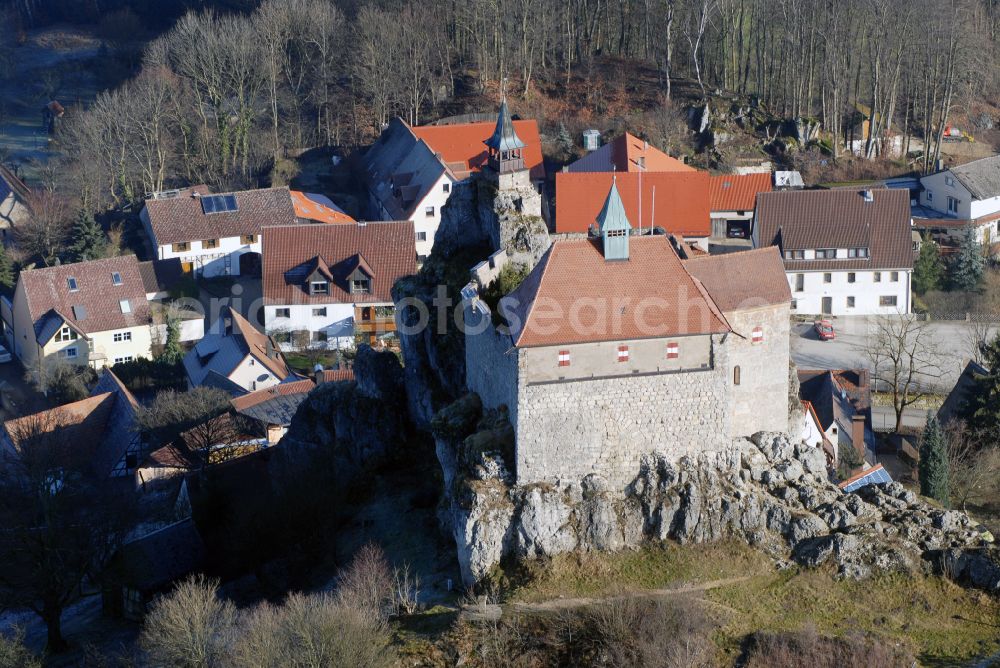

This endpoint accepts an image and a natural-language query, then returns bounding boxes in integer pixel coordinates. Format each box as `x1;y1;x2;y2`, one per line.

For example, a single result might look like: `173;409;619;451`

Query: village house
290;190;356;224
797;369;876;467
566;132;694;173
1;369;143;480
361;100;544;262
0;164;31;230
707;172;773;249
140;185;298;277
915;155;1000;248
230;377;319;445
754;189;914;316
261;221;416;350
182;307;295;393
463;181;791;489
4;255;155;380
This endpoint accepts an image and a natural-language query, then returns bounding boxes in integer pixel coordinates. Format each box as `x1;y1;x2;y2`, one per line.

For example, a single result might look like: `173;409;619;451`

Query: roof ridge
513;242;558;347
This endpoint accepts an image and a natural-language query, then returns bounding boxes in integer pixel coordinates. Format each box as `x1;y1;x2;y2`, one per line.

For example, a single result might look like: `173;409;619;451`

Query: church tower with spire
484;95;532;191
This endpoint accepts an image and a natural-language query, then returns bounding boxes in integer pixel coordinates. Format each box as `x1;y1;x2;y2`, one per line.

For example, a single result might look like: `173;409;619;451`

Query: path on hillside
460;575;754;619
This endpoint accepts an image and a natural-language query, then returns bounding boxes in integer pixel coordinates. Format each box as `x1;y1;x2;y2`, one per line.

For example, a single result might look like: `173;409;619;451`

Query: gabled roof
0;164;31;204
709;173;772;211
20;255;152;339
142;186;297;245
319;368;355;383
363;120;450;219
4;369;138;478
944;155;1000;200
182;307;291;389
137;258;184;296
262;222;416;305
755;189;914;271
797;369;870;434
111;518;204;592
411;119;545;180
567;133;695;174
501;236;730;348
684;247;791;312
938;359;989;425
231;378;315;426
556;171;711;237
290;191;355;224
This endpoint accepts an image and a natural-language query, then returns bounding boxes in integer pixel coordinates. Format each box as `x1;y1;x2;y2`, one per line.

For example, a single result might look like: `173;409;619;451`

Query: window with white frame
275;308;290;318
312;307;327;317
847;248;869;258
880;295;898;307
60;347;78;359
119;299;131;314
56;326;77;342
890;271;899;282
416;231;428;242
948;197;960;214
847;272;856;283
114;356;134;364
113;331;132;342
816;249;837;259
425;206;435;217
823;273;832;283
874;271;882;282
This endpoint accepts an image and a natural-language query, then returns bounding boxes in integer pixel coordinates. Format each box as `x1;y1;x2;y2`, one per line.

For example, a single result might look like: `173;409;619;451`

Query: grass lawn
502;542;1000;664
283;350;346;374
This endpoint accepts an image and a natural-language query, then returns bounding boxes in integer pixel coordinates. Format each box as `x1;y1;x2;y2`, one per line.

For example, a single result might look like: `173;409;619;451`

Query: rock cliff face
433;394;999;591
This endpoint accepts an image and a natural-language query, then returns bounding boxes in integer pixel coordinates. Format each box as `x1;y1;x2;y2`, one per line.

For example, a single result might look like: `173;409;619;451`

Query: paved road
790;316;992;393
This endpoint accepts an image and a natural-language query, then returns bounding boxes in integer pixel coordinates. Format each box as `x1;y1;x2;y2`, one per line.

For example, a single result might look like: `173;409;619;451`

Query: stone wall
514;334;732;490
725;304;791;436
464;300;520;428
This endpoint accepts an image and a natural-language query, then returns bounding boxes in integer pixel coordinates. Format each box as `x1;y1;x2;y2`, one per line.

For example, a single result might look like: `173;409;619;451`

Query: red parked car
814;319;835;341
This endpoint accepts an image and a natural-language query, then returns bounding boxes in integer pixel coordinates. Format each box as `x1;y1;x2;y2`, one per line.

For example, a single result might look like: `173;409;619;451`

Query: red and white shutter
617;344;629;362
751;326;764;344
666;342;679;359
558;350;571;367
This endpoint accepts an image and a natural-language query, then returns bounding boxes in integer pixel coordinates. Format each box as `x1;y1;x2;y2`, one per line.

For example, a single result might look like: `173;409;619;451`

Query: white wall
228;355;282;391
787;269;911;315
799;407;826;450
920;170;988;220
264;303;356;350
373;173;452;263
154;235;261;278
153;318;205;345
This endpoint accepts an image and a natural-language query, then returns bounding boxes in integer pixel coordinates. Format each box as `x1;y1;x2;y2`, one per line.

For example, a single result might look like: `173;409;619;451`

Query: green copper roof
597;179;632;232
484;97;526;152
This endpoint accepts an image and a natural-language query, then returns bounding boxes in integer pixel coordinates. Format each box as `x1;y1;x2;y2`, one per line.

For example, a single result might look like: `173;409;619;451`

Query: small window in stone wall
558;350;571;366
617;345;629;362
751;326;764;344
734;365;741;385
666;342;679;359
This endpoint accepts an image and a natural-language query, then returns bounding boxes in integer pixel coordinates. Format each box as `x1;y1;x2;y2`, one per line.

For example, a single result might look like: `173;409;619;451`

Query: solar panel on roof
201;194;238;214
223;194;238;211
842;466;893;493
201;196;216;214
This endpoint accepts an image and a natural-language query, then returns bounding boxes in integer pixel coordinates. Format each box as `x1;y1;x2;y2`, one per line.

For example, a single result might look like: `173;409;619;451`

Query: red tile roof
21;255;152;338
290;191;355;224
230;378;316;412
228;308;292;381
568;132;695;174
684;247;791;312
411;120;545;180
709;173;772;212
262;222;417;306
320;368;355;383
555;172;711;237
502;236;730;347
143;186;297;245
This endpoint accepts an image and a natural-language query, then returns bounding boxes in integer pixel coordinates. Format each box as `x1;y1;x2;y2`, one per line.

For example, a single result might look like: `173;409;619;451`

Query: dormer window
67;277;78;291
351;278;371;294
310;281;329;295
56;326;77;342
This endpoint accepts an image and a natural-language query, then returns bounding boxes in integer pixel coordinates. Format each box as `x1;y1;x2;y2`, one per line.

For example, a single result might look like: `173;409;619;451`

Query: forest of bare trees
18;0;1000;217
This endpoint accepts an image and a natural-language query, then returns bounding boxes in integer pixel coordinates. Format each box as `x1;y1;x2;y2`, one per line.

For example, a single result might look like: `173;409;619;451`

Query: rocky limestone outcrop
277;346;409;481
433;395;998;589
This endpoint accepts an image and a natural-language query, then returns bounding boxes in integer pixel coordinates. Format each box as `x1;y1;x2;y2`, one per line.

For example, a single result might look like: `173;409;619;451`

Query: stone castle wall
463;301;520;427
725;304;791;436
514;334;732;490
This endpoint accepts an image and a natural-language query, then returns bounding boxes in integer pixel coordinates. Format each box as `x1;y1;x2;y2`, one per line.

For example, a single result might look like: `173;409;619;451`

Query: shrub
743;627;915;667
0;628;40;668
141;575;236;668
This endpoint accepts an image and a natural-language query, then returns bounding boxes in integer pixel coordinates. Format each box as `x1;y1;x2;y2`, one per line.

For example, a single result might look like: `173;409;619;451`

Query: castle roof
708;172;772;212
683;247;791;312
501;236;730;348
484;97;526;153
556;171;711;237
597;179;632;233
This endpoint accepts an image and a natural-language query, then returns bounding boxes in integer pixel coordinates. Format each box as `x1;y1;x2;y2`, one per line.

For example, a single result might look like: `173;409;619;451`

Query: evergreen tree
964;334;1000;433
912;235;944;294
68;209;105;262
160;309;184;365
919;411;950;506
0;243;15;293
556;123;574;161
950;229;985;292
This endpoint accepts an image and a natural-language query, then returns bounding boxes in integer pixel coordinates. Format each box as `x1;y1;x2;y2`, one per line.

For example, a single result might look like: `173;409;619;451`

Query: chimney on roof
862;189;874;203
852;414;866;462
313;363;324;385
643;140;648;151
